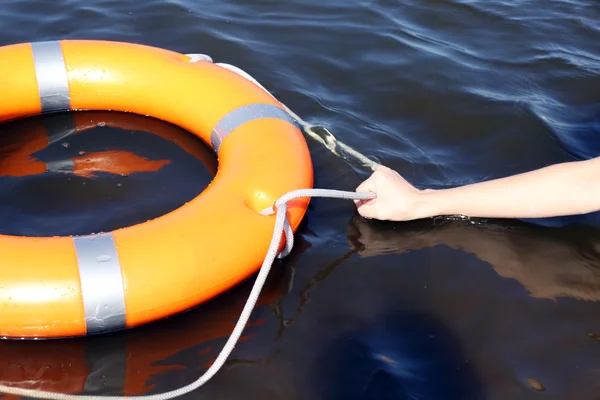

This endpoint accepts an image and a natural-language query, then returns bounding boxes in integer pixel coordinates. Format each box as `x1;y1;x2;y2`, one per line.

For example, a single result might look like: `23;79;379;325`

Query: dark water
1;0;600;399
0;111;215;236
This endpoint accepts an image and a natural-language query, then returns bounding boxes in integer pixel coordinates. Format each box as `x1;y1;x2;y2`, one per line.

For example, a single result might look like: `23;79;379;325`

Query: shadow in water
312;310;484;400
348;216;600;302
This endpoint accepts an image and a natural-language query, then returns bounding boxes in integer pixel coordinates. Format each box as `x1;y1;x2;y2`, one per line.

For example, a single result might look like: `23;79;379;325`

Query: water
0;111;214;236
0;0;599;399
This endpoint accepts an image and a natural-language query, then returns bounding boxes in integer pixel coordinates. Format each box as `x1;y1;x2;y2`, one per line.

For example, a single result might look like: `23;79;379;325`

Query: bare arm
354;157;600;221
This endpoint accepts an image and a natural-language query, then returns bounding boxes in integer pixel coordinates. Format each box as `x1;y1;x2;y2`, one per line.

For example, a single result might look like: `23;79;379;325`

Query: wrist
412;189;445;220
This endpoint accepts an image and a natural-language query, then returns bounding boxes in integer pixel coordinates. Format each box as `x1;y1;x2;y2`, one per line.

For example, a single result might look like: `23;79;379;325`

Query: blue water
0;112;214;236
0;0;600;399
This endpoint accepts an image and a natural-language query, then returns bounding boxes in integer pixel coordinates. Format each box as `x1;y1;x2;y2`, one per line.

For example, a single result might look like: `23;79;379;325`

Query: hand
354;165;429;221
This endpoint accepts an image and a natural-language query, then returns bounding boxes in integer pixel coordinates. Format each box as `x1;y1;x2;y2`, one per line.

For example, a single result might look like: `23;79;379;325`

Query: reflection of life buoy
0;111;217;179
0;40;313;338
0;262;294;396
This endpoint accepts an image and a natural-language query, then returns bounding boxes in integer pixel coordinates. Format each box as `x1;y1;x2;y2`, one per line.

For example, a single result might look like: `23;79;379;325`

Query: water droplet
104;304;109;310
120;173;128;177
96;121;106;127
61;142;70;148
117;183;122;188
79;150;86;155
96;255;112;263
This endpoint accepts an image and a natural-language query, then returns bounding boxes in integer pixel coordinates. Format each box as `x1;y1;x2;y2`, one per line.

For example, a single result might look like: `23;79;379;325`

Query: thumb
354;176;378;211
356;173;377;194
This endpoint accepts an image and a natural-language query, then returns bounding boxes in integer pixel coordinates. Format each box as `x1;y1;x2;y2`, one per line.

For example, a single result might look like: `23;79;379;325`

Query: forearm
417;157;600;219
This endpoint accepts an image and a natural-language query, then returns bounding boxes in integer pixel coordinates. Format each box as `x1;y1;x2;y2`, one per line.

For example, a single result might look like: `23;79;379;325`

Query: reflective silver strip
31;41;71;113
210;103;294;152
43;112;76;145
46;159;75;173
73;233;126;335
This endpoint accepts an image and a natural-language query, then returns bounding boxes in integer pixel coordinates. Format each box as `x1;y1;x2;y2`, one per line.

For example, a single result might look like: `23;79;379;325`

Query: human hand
354;165;430;221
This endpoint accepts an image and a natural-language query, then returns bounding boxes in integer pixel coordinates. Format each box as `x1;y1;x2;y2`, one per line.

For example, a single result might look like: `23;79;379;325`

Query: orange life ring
0;263;294;395
0;40;313;339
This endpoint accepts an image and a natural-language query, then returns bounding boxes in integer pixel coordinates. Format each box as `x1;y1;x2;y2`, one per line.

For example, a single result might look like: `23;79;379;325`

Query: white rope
0;189;376;400
214;63;381;172
0;55;383;400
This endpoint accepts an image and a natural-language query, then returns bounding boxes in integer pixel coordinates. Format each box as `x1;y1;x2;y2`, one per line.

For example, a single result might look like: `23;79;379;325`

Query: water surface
0;0;599;399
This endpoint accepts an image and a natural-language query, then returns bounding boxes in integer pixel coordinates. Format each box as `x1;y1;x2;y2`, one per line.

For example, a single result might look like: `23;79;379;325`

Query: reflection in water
0;259;297;396
0;111;217;236
312;311;483;400
348;216;600;302
0;0;598;397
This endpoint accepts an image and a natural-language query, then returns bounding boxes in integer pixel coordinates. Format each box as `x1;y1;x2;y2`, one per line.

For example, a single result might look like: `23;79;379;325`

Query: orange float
0;40;313;339
0;262;295;396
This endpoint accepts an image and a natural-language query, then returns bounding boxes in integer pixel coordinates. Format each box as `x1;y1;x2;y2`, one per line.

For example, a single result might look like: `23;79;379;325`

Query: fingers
355;200;378;219
354;167;388;217
354;165;397;219
355;171;377;205
356;165;386;193
356;177;375;194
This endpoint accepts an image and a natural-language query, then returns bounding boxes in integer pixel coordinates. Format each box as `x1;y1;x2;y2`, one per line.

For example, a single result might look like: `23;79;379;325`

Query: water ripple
0;0;600;398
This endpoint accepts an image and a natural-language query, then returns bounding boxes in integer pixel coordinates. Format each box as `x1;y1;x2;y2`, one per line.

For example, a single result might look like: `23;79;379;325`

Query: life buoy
0;40;313;338
0;262;294;395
